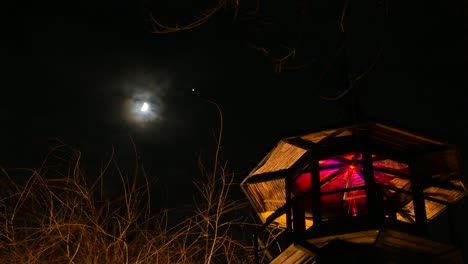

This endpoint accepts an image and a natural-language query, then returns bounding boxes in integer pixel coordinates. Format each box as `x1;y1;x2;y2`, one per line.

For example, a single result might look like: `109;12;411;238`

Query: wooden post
410;156;428;235
293;196;306;238
286;173;292;240
447;203;462;249
310;153;322;226
253;233;259;264
361;133;382;223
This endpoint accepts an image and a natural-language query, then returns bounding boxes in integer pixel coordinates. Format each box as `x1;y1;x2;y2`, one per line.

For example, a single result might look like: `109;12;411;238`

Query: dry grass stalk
0;139;254;263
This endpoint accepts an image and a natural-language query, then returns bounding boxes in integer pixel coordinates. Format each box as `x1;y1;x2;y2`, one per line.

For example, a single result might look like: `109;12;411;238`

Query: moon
140;102;149;112
123;96;162;126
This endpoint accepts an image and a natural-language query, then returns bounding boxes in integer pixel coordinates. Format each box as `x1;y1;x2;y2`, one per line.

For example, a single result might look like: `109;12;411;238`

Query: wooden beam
320;185;366;196
372;166;411;179
243;169;289;184
409;157;428;235
286;170;293;240
362;134;382;223
284;137;318;152
292;197;306;237
310;153;322;226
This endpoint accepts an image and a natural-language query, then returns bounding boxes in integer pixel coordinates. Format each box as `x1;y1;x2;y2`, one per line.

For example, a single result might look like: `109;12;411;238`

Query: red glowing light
289;152;412;220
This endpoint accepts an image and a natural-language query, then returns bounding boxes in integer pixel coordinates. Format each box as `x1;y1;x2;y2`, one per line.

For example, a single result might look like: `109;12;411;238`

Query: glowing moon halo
123;95;161;126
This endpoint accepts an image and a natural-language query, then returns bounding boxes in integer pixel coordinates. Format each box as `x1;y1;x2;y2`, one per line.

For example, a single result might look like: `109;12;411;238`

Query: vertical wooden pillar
286;173;292;239
310;153;322;226
447;204;462;248
410;156;428;235
361;133;382;222
253;233;259;264
293;196;305;238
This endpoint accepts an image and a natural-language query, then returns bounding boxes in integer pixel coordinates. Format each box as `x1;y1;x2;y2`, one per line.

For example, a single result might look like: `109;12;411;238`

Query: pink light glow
292;153;371;218
342;153;362;161
290;153;413;220
292;168;341;193
293;172;312;193
319;159;340;166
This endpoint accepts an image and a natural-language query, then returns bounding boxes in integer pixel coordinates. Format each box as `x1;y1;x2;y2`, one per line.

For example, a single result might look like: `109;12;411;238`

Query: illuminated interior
292;153;369;221
288;151;465;226
290;152;436;223
244;150;463;229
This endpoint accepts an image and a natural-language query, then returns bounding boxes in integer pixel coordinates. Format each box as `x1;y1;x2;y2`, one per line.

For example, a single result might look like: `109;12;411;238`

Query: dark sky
2;0;467;218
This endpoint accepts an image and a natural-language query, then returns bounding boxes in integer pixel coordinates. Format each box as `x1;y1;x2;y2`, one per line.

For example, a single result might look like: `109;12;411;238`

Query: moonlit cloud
111;63;199;143
124;90;161;126
119;68;171;128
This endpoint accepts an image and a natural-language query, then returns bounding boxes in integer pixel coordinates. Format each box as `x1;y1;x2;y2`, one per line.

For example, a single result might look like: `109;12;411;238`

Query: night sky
2;0;467;243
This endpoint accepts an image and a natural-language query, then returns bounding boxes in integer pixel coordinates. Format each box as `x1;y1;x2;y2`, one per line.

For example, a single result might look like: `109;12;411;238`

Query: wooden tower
241;122;466;263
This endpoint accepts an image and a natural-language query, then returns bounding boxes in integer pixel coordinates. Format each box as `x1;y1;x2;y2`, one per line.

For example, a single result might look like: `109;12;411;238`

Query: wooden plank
376;229;453;254
373;123;444;146
307;229;379;246
243;169;289;184
270;244;314;264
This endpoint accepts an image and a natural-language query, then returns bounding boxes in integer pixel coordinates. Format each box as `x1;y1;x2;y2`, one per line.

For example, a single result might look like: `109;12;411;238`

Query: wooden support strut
253;233;259;264
293;194;306;238
310;152;322;226
286;171;293;240
410;156;429;235
361;133;382;223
